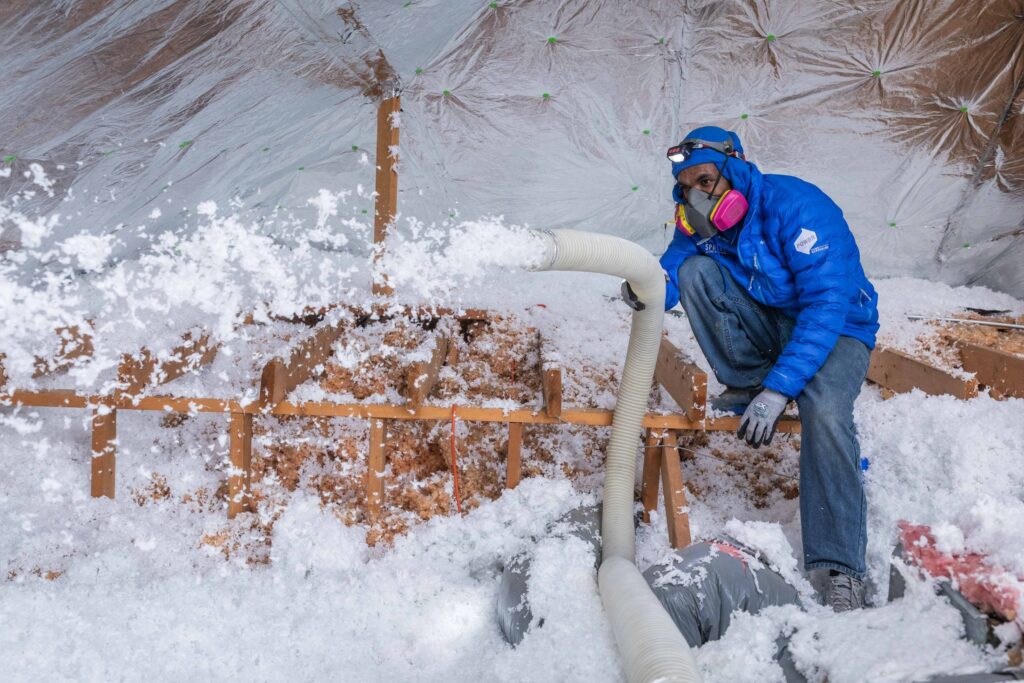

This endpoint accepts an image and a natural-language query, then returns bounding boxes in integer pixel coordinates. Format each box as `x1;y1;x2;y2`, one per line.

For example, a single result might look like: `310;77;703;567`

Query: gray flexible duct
527;229;700;683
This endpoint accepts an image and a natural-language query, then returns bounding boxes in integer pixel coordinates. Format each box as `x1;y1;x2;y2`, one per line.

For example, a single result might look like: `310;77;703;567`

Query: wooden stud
640;428;663;523
506;422;523;489
958;343;1024;399
258;318;347;410
90;405;117;498
404;335;450;406
868;346;978;399
227;412;253;518
372;95;400;297
0;354;7;393
1;389;803;432
119;332;219;396
660;431;692;549
33;323;95;378
655;337;708;422
537;333;563;418
366;418;387;519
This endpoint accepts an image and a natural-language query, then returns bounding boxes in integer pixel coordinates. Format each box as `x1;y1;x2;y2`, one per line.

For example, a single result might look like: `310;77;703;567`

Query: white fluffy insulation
2;201;1024;682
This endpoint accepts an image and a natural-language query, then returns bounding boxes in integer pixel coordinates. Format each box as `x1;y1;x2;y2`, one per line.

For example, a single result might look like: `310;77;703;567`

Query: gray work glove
620;281;645;311
737;388;788;448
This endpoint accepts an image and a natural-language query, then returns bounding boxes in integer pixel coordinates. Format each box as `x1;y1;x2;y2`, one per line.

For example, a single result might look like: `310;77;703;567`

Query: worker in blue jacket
622;125;879;611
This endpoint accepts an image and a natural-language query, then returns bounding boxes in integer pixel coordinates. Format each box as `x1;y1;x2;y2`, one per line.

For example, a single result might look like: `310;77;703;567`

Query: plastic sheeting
1;1;1022;295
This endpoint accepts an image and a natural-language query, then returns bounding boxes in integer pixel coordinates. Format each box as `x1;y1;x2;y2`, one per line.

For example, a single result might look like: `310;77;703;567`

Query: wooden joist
366;418;387;519
958;343;1024;399
90;405;117;498
867;346;978;400
1;389;804;431
0;354;6;393
227;412;253;518
506;422;523;489
33;323;94;377
119;332;219;396
639;429;692;549
404;335;450;406
258;318;347;410
372;95;400;297
538;334;563;419
655;337;708;422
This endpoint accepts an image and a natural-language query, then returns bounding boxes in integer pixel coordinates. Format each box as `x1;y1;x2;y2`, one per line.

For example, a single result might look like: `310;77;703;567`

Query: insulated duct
527;229;699;683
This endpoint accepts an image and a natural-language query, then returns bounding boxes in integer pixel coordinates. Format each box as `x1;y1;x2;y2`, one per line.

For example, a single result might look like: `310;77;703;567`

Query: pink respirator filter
711;190;749;231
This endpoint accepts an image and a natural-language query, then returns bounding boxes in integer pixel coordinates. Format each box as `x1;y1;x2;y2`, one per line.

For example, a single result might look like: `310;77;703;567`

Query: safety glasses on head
666;137;745;164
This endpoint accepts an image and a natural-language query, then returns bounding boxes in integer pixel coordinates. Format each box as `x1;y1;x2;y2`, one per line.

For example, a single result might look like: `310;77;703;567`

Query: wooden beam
90;406;117;498
0;389;802;432
868;346;978;400
506;422;523;489
0;354;6;393
655;337;708;422
660;431;691;549
537;333;563;418
258;318;347;410
958;343;1024;399
119;332;219;396
372;95;400;297
366;418;387;519
404;335;450;405
640;428;662;523
33;323;94;377
227;412;253;518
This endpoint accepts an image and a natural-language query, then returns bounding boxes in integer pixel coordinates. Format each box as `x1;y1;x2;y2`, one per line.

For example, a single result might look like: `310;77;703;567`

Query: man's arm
760;203;854;399
659;223;699;311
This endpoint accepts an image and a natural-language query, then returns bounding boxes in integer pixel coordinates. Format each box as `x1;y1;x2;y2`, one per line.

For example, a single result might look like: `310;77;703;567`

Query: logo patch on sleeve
794;228;817;255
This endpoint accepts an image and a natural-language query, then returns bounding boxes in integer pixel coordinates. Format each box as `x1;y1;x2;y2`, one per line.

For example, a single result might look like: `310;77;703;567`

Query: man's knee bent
678;256;723;298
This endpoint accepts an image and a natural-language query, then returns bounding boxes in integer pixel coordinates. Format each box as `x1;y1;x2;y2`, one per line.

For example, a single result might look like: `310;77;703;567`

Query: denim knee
678;256;723;298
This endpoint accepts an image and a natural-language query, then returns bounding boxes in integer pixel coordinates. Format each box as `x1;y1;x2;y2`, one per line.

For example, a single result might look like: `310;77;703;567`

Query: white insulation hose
528;229;700;683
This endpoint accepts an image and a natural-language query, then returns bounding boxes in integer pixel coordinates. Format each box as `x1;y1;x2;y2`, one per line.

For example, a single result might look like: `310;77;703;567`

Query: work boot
709;387;762;415
826;570;866;612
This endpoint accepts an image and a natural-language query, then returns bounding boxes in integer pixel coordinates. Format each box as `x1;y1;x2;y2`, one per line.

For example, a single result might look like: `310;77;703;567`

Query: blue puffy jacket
660;160;879;399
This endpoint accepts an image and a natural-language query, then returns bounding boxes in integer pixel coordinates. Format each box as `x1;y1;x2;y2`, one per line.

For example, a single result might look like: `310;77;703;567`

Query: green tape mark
351;145;359;152
642;129;650;135
361;209;368;214
542;92;550;99
889;221;897;228
298;166;305;171
415;67;423;75
871;70;881;78
489;2;497;7
740;113;749;120
547;36;557;44
963;242;971;248
631;185;638;192
179;140;193;149
3;154;15;163
766;34;776;41
442;89;451;96
658;37;665;45
959;105;968;113
262;147;269;152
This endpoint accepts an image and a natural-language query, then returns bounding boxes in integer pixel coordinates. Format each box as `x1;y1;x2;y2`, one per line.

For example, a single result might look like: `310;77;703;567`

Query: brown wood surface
33;323;95;377
655;337;708;422
542;367;562;418
258;319;347;409
867;346;978;399
1;389;802;432
640;429;663;524
0;355;6;392
90;406;117;498
227;412;254;518
119;332;219;396
372;95;400;297
506;422;523;489
959;343;1024;399
404;335;450;405
366;418;387;519
660;431;692;549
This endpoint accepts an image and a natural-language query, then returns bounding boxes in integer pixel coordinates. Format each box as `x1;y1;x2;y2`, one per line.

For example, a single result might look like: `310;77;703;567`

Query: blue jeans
677;256;870;578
